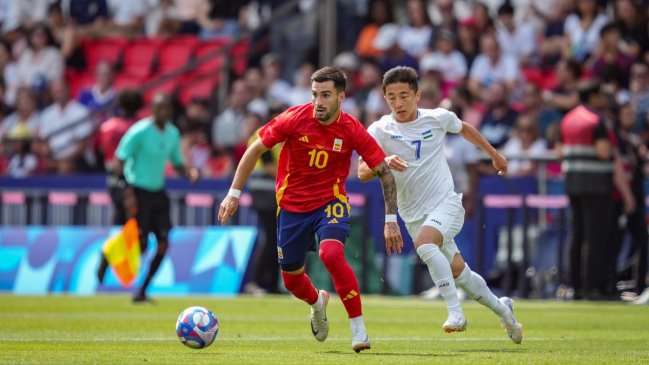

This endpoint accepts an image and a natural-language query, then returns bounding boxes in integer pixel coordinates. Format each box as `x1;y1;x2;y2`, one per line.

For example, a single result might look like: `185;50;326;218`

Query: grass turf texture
1;294;648;364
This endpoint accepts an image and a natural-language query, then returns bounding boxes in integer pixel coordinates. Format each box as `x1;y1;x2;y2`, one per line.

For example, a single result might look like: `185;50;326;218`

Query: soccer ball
176;306;219;349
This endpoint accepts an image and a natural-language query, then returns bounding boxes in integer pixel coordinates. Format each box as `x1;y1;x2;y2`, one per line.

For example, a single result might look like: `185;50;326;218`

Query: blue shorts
277;199;351;270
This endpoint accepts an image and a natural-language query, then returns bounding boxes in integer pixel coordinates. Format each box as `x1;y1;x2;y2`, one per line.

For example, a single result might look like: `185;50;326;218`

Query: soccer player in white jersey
358;66;523;344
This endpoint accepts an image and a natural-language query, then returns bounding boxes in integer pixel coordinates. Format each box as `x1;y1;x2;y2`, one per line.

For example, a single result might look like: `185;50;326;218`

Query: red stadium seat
82;37;128;71
114;73;143;90
188;38;230;77
230;39;249;77
177;75;218;105
122;38;163;79
68;70;95;98
143;74;180;102
156;36;199;74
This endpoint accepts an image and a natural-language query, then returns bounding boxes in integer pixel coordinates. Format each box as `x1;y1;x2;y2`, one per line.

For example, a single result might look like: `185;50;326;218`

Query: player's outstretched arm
358;155;408;182
371;161;403;255
459;121;508;176
218;139;270;225
357;159;375;182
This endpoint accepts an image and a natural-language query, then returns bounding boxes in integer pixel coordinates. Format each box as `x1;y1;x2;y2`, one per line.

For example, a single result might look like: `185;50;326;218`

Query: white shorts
405;193;465;263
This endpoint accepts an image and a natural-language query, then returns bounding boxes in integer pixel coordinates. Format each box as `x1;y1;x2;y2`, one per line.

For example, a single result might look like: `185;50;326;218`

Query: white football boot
310;290;330;342
499;297;523;344
351;322;371;353
443;311;467;333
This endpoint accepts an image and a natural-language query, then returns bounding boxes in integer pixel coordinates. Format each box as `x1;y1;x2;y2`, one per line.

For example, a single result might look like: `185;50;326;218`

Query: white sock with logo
454;264;507;317
416;244;462;314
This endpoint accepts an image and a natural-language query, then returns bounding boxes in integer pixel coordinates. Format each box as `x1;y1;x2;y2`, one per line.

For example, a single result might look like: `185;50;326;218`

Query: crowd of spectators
0;0;648;183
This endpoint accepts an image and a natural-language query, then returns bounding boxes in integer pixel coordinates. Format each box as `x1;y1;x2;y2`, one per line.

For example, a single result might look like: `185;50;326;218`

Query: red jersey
99;117;135;163
259;103;386;212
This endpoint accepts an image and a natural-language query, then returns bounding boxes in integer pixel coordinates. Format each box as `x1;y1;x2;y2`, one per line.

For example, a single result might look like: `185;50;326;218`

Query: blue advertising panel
0;226;257;296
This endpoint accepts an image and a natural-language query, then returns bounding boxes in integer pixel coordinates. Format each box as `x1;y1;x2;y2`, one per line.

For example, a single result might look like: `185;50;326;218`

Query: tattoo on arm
372;162;398;215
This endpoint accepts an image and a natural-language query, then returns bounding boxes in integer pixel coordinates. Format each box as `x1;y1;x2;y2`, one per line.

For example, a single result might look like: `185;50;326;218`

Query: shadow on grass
453;349;524;354
323;350;460;357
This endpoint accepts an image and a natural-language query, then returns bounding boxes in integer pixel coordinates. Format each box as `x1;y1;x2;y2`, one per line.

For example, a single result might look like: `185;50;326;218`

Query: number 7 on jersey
410;140;421;159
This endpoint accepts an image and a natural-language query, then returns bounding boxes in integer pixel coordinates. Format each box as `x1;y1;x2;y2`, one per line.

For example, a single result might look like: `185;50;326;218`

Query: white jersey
367;108;462;223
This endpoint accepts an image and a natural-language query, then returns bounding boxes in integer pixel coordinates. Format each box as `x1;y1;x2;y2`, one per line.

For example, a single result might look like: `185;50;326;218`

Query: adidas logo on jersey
328;218;339;224
299;135;309;143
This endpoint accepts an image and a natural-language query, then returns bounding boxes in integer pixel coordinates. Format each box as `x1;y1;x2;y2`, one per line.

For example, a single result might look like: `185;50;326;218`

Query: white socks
350;316;364;327
416;244;462;314
350;316;366;338
454;264;507;318
311;290;324;311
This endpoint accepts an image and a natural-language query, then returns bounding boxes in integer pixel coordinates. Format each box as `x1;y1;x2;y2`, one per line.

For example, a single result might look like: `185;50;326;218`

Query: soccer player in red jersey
219;66;403;353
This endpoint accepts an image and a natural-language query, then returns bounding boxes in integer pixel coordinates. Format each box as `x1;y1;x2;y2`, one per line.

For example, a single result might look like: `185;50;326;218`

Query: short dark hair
599;22;620;38
311;66;347;92
497;3;515;16
382;66;418;93
562;58;583;79
577;80;602;104
116;88;144;118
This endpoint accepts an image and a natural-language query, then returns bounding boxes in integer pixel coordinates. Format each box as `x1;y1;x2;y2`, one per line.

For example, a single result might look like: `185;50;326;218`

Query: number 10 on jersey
308;149;329;168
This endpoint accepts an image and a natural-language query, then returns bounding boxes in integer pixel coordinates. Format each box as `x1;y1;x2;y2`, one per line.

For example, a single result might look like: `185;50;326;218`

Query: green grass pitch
1;294;648;364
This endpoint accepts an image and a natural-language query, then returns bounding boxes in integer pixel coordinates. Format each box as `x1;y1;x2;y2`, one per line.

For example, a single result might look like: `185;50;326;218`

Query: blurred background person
77;60;116;119
373;23;418;73
16;23;64;90
612;102;647;299
38;78;93;174
355;0;393;60
495;2;536;66
4;122;37;177
397;0;433;59
468;32;520;100
543;58;582;114
562;0;609;63
243;108;284;296
501;113;548;177
97;88;143;225
478;82;518;151
558;81;632;300
0;88;39;140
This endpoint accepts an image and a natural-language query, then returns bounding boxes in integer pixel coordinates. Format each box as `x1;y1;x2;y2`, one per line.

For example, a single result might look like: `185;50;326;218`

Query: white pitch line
0;337;556;343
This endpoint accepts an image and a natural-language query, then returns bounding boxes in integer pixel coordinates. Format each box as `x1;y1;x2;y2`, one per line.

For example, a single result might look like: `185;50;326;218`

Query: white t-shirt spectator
211;107;244;148
40;101;92;159
501;137;547;176
2;0;50;32
16;47;64;88
469;54;520;88
398;25;432;58
109;0;149;25
420;51;467;82
496;23;536;61
563;13;609;61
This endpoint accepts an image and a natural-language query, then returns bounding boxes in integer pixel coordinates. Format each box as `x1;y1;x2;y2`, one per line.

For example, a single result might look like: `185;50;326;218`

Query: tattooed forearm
372;161;398;215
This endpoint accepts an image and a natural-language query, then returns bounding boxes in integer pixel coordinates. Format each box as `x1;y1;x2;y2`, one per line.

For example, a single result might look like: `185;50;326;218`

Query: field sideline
1;294;648;364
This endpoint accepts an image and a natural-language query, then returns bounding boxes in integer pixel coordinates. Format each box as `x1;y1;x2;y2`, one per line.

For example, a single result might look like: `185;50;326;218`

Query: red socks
281;270;318;305
319;239;362;318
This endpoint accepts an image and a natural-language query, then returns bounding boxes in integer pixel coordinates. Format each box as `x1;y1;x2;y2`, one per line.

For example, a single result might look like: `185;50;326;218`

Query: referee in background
113;93;199;302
